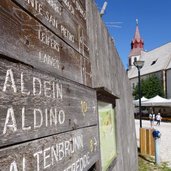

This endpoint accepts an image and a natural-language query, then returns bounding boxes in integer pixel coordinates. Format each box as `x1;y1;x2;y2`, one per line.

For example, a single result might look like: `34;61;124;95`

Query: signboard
98;102;117;171
0;126;99;171
0;0;100;169
0;58;97;147
0;0;91;86
13;0;89;57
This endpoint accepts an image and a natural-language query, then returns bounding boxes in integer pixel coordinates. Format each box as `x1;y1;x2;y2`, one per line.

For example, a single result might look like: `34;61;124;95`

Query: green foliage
133;75;164;100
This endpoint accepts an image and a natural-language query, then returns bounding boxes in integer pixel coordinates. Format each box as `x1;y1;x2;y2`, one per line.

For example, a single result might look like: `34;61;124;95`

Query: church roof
128;47;143;57
128;42;171;78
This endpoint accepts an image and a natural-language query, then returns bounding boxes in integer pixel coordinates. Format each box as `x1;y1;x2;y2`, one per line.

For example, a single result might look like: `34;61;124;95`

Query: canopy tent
133;96;148;106
141;95;171;107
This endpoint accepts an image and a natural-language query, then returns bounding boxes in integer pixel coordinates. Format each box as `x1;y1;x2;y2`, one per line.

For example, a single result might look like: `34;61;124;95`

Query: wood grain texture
0;126;99;171
0;0;91;86
0;57;97;147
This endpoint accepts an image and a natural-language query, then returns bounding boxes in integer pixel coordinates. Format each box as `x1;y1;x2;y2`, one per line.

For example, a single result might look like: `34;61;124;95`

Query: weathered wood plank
0;57;97;147
0;0;91;86
0;126;99;171
82;58;92;86
12;0;89;57
61;0;86;23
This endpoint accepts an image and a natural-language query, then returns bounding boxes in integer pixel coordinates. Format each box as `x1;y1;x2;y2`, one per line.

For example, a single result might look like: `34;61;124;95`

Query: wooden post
140;128;155;156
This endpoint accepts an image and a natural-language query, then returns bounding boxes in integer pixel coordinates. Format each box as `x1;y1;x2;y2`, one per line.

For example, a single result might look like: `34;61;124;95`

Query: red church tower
128;19;144;69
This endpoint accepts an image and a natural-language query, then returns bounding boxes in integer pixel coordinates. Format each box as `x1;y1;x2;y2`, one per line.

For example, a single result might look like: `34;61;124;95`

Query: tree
133;75;164;100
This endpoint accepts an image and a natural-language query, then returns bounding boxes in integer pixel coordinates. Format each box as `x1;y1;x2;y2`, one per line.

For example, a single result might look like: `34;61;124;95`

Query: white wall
167;69;171;98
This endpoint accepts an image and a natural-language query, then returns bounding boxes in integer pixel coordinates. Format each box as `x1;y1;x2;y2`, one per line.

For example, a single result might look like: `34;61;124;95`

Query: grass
139;154;171;171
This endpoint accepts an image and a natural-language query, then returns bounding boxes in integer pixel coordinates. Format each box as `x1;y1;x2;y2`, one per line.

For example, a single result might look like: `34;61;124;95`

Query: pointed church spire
133;19;141;42
129;19;144;53
128;19;144;69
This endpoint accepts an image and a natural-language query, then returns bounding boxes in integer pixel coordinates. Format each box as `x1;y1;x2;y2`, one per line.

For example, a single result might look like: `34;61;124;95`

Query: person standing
149;111;155;127
156;112;162;126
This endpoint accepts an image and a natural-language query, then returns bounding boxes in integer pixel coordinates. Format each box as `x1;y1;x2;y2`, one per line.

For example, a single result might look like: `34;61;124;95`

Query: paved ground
135;119;171;167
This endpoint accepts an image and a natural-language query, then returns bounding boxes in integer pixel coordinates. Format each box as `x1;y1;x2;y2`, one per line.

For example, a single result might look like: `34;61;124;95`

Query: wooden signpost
0;0;100;170
0;0;91;86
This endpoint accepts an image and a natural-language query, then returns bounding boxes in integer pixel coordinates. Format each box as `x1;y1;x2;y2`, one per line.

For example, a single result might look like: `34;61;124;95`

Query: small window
134;57;137;63
151;59;158;66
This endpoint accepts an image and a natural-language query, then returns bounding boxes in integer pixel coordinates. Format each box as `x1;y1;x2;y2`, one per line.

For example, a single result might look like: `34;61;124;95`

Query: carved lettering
38;51;60;69
64;152;90;171
34;151;42;171
46;0;62;15
32;134;83;170
22;107;31;131
43;147;51;169
3;107;17;134
21;72;30;95
62;0;75;15
2;107;66;135
45;11;58;29
34;109;43;129
3;69;63;99
3;69;17;93
9;161;18;171
75;1;86;19
38;30;60;52
61;25;75;43
24;0;43;15
33;77;42;96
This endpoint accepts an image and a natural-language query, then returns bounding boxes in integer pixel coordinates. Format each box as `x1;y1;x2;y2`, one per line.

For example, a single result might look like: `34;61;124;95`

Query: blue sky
95;0;171;69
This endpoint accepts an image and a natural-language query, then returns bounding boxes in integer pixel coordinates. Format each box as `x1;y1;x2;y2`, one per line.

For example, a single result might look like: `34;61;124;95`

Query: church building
128;20;171;98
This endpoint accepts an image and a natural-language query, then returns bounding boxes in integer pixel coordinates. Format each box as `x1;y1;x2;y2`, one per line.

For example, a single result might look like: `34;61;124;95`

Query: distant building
128;20;171;98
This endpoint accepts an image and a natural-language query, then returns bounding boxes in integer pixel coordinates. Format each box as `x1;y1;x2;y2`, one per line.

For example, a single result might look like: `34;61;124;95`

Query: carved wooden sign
13;0;89;57
0;0;99;169
0;126;99;171
0;58;97;147
0;0;91;86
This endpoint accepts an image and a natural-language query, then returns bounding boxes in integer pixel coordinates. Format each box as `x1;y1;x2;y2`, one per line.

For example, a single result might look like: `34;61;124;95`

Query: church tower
128;19;144;69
